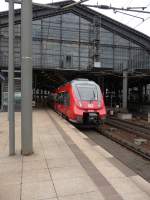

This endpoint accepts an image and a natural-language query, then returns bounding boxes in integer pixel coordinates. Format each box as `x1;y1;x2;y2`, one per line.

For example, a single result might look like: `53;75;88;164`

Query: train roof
71;79;97;85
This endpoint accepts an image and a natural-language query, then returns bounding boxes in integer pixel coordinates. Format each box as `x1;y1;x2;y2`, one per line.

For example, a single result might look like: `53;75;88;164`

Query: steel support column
123;71;128;111
8;0;15;155
60;14;63;68
78;16;81;69
21;0;33;155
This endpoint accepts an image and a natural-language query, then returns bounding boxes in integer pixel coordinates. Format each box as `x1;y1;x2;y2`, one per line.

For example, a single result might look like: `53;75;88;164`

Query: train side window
67;93;70;106
57;93;62;104
64;92;70;106
56;94;59;103
57;92;70;105
60;93;63;104
64;93;67;106
61;92;65;105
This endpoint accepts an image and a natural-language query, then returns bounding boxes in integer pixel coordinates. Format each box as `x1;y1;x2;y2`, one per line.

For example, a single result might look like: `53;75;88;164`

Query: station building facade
0;1;150;110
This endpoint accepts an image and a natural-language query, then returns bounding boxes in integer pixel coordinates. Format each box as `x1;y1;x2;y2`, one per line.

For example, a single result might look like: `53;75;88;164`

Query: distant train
50;79;106;125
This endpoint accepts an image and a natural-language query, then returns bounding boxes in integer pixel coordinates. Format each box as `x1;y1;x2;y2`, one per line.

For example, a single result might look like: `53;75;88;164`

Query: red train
50;79;106;125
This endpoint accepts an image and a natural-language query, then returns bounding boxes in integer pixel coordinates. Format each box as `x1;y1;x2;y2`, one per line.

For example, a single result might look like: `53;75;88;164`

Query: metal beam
62;0;89;9
21;0;33;155
5;0;58;9
8;0;15;155
123;71;128;111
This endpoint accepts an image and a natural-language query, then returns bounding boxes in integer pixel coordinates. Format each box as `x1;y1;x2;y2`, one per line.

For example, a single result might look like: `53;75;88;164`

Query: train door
56;93;62;114
63;92;70;117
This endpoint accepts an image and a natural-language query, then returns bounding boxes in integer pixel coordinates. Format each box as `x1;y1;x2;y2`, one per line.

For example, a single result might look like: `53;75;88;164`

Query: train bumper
71;112;103;125
83;112;99;124
88;112;99;123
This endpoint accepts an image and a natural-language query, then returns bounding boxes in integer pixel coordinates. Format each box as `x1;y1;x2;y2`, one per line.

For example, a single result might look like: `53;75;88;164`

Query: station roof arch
0;0;150;52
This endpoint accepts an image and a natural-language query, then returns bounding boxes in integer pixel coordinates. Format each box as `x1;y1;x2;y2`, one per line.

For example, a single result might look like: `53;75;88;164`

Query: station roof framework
0;1;150;48
0;0;150;77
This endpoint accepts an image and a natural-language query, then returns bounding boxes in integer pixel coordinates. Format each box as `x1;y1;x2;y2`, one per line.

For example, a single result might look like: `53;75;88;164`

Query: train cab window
76;85;98;101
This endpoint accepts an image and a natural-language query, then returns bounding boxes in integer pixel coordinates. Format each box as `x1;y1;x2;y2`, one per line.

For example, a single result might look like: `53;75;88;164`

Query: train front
71;79;106;125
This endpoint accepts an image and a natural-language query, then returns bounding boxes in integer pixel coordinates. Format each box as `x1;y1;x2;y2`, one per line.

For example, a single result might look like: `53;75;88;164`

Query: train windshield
76;85;99;101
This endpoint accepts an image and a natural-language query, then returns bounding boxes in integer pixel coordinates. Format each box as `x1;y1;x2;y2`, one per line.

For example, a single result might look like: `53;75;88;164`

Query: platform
0;109;150;200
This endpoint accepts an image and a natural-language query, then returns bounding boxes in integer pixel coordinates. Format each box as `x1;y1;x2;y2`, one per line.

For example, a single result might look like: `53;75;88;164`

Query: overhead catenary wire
134;15;150;28
111;1;142;73
119;0;134;21
134;4;150;28
129;2;150;32
114;10;144;21
85;4;150;14
127;2;150;27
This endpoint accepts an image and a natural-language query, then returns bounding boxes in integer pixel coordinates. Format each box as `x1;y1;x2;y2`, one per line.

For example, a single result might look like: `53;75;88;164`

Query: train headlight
98;101;101;108
79;101;82;107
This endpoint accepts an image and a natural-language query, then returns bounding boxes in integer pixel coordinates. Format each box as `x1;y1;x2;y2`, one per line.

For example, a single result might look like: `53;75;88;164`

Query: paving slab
21;180;56;200
109;176;144;196
131;175;150;195
47;157;81;169
58;191;105;200
0;161;22;174
53;176;98;197
0;171;21;186
51;165;87;180
23;159;47;171
22;169;51;183
0;184;20;200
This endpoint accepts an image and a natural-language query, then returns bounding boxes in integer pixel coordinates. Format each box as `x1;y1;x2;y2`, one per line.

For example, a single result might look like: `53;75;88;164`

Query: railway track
98;126;150;161
96;116;150;160
73;115;150;160
106;117;150;140
110;116;150;129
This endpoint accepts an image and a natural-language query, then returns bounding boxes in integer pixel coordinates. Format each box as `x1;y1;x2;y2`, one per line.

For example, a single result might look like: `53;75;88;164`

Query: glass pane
100;28;113;44
76;85;98;101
